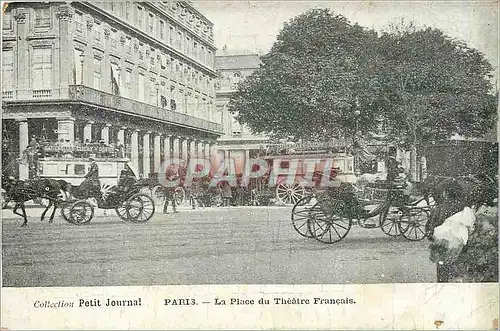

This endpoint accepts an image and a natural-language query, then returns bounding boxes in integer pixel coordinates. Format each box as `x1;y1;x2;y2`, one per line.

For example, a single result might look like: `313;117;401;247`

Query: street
2;205;436;287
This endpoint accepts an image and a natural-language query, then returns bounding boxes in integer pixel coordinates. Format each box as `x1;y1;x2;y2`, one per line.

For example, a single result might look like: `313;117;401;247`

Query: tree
377;24;497;179
228;9;382;141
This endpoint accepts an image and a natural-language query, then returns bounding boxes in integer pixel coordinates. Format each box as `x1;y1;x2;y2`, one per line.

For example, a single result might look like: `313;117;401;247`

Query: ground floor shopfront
2;100;221;179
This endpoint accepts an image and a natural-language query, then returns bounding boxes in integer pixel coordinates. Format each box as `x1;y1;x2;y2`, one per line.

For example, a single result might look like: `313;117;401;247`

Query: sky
193;1;499;81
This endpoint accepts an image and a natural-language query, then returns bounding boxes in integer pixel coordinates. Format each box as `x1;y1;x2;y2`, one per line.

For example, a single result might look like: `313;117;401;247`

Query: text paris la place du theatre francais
33;297;356;308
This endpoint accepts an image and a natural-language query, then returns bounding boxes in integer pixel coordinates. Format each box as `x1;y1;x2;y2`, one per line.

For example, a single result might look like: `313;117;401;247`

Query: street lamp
79;52;85;85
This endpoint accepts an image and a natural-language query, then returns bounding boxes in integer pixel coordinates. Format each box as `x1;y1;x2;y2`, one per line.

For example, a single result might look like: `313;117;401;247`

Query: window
160;95;168;108
193;42;198;60
137;6;144;29
201;46;205;64
170;99;176;111
138;73;145;102
93;57;102;90
74;12;83;32
95;22;101;42
124;69;132;98
177;31;182;50
111;30;118;49
125;2;131;20
148;13;154;33
73;49;83;84
2;49;14;90
125;37;131;54
160;20;165;40
75;164;86;175
3;10;12;30
232;116;242;135
186;36;190;54
169;26;174;45
110;62;120;95
34;6;51;28
149;79;157;105
32;47;52;90
110;2;115;11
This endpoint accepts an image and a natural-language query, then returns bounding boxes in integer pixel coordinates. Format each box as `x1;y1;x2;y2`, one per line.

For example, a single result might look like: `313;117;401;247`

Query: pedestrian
221;181;232;207
162;186;178;214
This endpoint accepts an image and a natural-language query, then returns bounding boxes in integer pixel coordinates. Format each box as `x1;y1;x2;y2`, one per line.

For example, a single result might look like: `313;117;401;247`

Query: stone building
2;1;222;179
215;50;266;174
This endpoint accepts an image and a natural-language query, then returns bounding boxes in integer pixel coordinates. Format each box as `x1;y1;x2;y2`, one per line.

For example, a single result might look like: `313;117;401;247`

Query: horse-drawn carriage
290;178;433;243
248;140;357;206
16;142;155;226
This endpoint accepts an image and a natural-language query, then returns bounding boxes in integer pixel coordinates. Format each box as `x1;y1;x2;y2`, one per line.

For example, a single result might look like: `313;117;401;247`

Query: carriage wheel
174;187;186;205
126;193;155;223
276;181;305;205
151;185;166;206
60;202;74;224
115;203;130;222
379;207;406;236
68;200;94;225
307;201;352;244
399;208;429;241
291;195;317;238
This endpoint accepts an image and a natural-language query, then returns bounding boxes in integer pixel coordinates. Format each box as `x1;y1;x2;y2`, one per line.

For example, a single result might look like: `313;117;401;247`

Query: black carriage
59;161;155;225
291;180;432;243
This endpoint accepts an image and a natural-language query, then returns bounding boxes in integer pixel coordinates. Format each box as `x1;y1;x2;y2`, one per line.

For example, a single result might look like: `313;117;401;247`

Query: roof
215;53;262;70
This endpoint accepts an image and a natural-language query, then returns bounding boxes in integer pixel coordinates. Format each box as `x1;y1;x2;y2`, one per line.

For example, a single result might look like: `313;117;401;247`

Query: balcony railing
68;85;223;134
2;91;13;99
33;89;52;98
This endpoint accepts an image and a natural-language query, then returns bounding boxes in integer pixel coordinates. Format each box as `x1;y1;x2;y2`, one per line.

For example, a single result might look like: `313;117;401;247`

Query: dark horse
423;171;498;237
421;171;498;283
2;174;69;227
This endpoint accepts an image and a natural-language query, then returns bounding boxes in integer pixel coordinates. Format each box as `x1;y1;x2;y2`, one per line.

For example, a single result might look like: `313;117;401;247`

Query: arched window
231;72;241;89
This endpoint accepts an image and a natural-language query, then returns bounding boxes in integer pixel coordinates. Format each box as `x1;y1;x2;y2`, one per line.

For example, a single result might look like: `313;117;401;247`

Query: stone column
56;5;73;98
117;126;125;146
130;129;139;173
101;124;111;144
163;135;171;164
83;121;93;143
189;139;196;161
57;118;75;143
143;131;151;177
197;141;204;159
181;138;188;164
210;142;218;160
224;150;229;162
14;9;29;99
204;142;211;160
17;119;29;180
154;134;161;173
172;136;180;159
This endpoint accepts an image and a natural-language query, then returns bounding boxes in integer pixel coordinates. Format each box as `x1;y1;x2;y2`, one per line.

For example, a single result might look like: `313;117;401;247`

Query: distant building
215;50;266;173
2;1;222;179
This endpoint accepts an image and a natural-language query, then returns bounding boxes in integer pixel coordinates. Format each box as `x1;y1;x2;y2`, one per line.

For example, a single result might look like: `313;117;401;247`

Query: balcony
68;85;223;134
33;89;52;98
2;91;13;99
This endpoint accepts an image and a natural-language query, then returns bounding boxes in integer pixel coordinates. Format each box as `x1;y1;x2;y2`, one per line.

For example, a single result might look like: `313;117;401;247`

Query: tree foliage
229;9;382;141
228;9;497;145
377;25;497;148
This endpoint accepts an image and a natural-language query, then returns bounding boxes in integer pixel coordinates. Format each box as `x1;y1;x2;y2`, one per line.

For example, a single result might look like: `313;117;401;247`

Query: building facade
215;51;266;174
2;1;222;179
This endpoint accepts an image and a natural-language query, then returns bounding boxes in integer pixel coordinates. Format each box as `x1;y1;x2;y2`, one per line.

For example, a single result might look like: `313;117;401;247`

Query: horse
423;171;498;239
1;174;69;227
